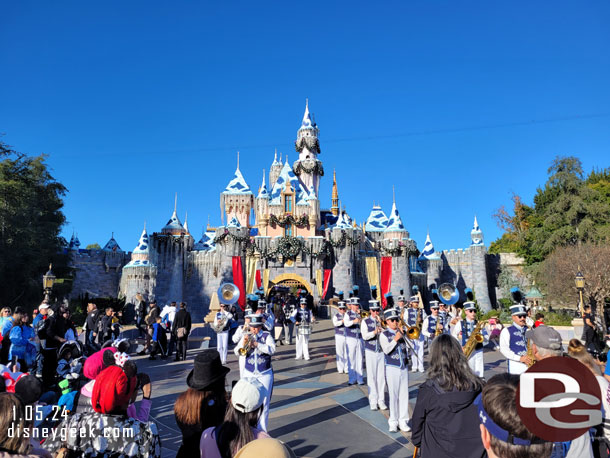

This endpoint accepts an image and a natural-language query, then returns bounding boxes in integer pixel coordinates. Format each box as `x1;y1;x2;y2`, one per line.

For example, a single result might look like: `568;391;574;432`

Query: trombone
398;318;421;364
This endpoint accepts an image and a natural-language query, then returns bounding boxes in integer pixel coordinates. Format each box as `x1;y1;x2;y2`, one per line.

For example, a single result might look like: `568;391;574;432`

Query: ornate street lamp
575;269;585;314
42;263;56;302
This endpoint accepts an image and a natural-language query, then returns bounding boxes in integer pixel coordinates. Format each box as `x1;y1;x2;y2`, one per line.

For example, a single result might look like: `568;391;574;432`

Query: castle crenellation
66;103;518;319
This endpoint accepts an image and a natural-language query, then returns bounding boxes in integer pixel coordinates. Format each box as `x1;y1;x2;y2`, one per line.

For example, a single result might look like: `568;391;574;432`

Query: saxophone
463;320;488;359
434;315;443;337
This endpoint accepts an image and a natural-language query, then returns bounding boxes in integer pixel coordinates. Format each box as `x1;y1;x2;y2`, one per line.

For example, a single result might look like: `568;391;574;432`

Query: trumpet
360;310;370;319
375;315;387;330
238;332;254;356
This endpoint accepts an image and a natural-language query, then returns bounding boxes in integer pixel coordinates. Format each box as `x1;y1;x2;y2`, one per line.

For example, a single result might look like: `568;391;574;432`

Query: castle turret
468;216;491;311
269;150;282;189
418;231;442;297
120;224;157;303
383;199;409;240
162;194;186;236
256;170;270;236
471;215;484;246
331;170;339;216
221;156;254;228
293;100;323;196
69;232;81;251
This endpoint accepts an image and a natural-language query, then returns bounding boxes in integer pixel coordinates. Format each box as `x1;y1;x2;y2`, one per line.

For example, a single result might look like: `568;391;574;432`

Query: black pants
41;348;58;388
177;337;188;360
150;340;166;358
167;333;176;357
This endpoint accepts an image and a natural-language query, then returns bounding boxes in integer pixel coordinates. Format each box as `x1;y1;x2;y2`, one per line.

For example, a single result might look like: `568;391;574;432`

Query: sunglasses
516;315;527;319
387;318;398;322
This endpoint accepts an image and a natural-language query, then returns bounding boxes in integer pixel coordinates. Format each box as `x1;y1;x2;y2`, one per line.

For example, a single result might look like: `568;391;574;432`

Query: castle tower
468;216;492;311
293;100;323;196
162;194;186;236
331;170;339;216
120;224;157;303
364;203;389;244
418;231;442;296
69;232;81;251
255;169;270;236
183;212;190;235
221;156;254;228
269;150;282;189
383;198;409;240
471;215;484;246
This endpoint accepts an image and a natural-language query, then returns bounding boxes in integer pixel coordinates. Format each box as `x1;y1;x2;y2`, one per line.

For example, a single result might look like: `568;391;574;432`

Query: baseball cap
39;303;50;310
231;378;265;413
525;325;562;351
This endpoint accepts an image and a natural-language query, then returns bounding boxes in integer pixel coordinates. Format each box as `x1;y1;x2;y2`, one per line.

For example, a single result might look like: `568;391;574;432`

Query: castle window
285;224;293;237
285;195;292;213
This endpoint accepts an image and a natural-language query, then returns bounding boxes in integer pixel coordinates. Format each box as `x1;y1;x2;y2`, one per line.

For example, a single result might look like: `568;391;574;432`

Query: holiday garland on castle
380;239;420;257
292;160;324;177
295;136;321;154
269;213;309;228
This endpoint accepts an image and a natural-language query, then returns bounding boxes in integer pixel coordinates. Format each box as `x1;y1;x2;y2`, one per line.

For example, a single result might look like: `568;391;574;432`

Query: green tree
0;141;69;308
86;243;101;250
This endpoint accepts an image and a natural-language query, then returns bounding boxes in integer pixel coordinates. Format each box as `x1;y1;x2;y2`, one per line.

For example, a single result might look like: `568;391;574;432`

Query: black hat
187;350;230;391
249;315;264;327
15;375;43;405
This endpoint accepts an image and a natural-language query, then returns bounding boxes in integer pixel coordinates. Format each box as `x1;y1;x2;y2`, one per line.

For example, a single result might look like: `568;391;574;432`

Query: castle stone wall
71;251;127;298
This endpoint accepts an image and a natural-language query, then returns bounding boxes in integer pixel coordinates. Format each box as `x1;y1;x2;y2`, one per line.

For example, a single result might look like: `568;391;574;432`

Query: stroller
56;340;87;395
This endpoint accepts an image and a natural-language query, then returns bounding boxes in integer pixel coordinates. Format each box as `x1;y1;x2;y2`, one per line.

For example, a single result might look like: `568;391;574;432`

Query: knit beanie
83;347;117;380
91;365;136;414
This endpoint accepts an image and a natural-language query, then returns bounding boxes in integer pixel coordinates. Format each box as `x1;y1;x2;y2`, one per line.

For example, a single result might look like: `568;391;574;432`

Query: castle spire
237;151;240;170
162;194;184;235
471;215;484;245
331;169;339;216
184;211;189;233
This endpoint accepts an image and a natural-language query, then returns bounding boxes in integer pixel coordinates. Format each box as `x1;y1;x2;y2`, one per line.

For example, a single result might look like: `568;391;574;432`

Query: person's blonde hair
567;339;601;375
0;393;32;455
1;307;11;315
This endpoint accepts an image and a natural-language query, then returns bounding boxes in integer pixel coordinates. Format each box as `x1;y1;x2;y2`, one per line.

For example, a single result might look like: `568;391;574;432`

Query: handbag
176;327;188;339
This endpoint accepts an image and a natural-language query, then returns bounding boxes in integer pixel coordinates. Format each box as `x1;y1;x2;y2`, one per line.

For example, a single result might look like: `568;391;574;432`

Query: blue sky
1;1;609;252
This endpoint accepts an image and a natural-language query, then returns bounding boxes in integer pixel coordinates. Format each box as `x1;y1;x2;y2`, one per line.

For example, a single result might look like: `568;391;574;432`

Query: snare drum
299;324;312;336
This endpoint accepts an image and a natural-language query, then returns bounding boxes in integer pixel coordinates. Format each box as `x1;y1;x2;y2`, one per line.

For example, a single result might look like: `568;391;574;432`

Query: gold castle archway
270;273;313;295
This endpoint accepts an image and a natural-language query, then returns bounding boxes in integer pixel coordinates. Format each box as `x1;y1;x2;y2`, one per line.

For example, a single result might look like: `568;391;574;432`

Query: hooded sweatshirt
411;379;486;458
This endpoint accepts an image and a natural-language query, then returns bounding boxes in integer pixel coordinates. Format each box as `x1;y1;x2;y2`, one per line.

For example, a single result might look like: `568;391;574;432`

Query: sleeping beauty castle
68;102;498;319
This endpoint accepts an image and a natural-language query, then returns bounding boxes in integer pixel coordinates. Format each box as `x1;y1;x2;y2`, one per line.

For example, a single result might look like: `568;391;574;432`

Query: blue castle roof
194;230;217;251
102;235;122;252
419;232;440;260
269;159;307;205
223;167;252;195
365;205;388;232
384;202;406;232
227;216;241;228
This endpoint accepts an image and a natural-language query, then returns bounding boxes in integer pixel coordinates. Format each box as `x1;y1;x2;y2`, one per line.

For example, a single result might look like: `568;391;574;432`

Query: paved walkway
133;319;509;457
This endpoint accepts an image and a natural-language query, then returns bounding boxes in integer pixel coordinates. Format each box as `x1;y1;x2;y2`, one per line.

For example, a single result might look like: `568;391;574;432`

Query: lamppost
42;264;56;302
575;269;585;315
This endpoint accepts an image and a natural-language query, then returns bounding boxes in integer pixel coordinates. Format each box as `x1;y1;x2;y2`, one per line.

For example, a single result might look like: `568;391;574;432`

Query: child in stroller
57;340;86;394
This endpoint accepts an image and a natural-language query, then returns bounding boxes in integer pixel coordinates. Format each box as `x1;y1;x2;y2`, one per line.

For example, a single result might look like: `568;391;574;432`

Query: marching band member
232;308;252;378
403;295;425;373
214;303;233;364
499;303;531;375
252;299;274;333
422;301;444;341
379;307;411;433
451;301;486;377
332;295;348;374
396;290;407;315
361;300;387;411
265;301;276;332
236;314;276;432
439;303;450;332
343;296;364;385
292;298;315;360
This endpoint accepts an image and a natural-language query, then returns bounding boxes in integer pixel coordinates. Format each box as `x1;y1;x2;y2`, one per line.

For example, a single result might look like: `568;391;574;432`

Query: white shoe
389;424;398;433
370;404;378;410
295;357;301;360
418;368;425;373
343;370;349;374
411;368;417;373
305;357;311;361
378;402;388;410
399;422;411;432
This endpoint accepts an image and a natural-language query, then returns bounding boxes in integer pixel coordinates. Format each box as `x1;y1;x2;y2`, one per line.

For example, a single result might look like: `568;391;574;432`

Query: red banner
322;269;332;300
255;270;262;290
232;256;246;310
381;257;392;309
